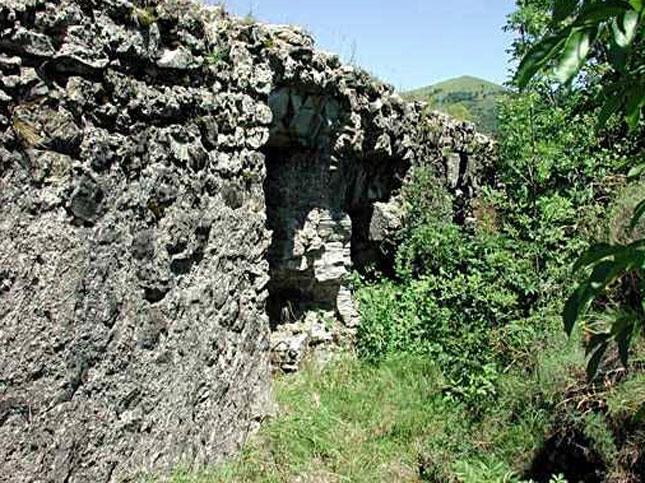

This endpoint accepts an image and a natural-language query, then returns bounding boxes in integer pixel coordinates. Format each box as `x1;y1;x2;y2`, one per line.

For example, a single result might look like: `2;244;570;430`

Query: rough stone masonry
0;0;495;480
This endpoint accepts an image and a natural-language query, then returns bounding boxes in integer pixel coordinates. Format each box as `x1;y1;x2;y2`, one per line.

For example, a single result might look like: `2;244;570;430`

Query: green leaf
554;0;580;22
608;43;629;72
630;244;645;271
574;1;633;27
573;243;619;271
630;199;645;231
555;28;595;83
627;162;645;178
588;260;619;290
610;311;637;366
616;328;631;367
612;9;640;47
563;259;626;337
626;110;641;130
625;87;644;130
629;0;644;12
587;343;608;380
563;284;588;335
614;242;645;272
515;33;569;89
586;333;611;355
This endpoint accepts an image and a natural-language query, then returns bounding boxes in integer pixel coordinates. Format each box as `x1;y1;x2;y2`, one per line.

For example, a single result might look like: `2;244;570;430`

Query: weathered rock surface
0;0;495;480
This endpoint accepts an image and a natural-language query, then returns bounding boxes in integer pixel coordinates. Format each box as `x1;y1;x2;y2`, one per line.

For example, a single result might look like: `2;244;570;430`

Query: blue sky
216;1;516;91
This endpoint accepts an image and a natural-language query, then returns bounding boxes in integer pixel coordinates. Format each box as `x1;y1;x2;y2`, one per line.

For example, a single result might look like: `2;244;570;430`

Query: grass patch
167;334;594;482
175;355;442;482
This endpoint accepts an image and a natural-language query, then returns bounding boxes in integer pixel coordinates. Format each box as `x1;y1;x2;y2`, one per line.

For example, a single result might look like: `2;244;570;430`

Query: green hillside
404;75;509;134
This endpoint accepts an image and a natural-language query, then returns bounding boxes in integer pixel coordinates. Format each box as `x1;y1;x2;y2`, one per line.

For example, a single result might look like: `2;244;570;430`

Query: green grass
161;325;645;482
403;75;509;134
606;371;645;419
173;355;443;482
166;329;597;483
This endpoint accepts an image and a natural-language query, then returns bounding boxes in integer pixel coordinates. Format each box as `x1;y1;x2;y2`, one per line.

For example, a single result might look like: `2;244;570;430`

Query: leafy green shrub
495;90;629;301
399;164;453;228
607;181;645;245
357;63;632;405
356;159;545;405
510;0;644;380
356;223;538;404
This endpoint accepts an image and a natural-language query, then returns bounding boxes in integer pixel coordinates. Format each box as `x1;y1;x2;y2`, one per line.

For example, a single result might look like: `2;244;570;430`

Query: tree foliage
356;0;643;412
514;0;644;378
515;0;644;129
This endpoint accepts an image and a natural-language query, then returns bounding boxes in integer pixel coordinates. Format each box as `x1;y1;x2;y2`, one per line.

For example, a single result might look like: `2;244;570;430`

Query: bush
356;85;632;407
357;220;539;404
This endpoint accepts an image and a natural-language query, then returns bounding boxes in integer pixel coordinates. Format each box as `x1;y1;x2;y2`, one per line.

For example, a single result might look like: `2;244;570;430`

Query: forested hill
404;75;508;134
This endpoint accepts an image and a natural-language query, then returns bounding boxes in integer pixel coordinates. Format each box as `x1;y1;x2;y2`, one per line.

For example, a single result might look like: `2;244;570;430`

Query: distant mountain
403;75;509;135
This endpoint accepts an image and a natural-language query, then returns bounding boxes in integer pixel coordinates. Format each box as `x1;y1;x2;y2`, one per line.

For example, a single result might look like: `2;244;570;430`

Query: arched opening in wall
262;144;348;330
262;86;410;370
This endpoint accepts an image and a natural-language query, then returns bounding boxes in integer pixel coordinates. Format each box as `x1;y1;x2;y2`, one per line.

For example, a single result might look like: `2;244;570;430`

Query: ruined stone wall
257;29;495;370
0;0;495;480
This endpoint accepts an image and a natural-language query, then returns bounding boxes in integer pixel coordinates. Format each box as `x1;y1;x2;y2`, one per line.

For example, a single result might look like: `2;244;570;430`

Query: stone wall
0;0;495;480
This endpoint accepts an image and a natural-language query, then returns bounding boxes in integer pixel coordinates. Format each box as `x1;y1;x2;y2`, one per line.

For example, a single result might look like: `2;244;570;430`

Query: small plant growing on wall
131;6;157;27
205;46;229;66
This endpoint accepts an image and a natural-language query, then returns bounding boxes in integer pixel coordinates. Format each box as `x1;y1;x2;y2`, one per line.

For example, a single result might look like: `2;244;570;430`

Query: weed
169;356;444;482
242;11;255;25
204;47;229;66
583;413;618;462
604;358;645;422
240;168;259;184
131;6;157;27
